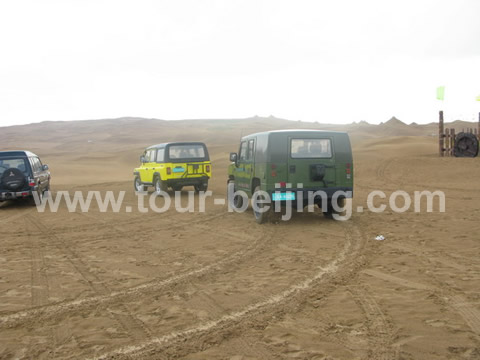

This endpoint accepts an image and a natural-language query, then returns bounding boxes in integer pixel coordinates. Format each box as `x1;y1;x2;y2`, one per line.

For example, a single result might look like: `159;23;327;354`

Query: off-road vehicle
134;142;211;193
0;151;51;204
228;130;353;223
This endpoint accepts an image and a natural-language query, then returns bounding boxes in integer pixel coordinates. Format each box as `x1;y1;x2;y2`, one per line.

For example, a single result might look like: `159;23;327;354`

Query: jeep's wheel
252;185;272;224
194;181;208;193
154;177;168;195
134;176;147;192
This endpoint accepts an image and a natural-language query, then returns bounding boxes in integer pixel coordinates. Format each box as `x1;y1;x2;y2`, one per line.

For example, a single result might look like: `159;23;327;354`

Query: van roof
146;142;207;149
243;129;347;138
0;150;38;157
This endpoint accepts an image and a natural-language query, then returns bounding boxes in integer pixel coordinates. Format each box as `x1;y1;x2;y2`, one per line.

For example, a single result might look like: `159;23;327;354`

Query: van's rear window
168;145;206;160
290;139;332;158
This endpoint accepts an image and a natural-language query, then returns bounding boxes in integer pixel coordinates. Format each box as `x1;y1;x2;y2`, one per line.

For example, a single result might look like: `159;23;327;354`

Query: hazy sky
1;0;479;126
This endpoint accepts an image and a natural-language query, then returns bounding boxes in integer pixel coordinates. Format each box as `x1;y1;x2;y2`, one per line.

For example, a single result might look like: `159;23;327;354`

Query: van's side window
291;139;332;158
247;139;255;160
239;141;247;161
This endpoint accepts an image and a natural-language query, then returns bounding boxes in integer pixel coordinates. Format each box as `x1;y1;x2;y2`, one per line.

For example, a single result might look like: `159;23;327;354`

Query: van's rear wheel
253;185;272;224
134;176;147;192
321;198;345;219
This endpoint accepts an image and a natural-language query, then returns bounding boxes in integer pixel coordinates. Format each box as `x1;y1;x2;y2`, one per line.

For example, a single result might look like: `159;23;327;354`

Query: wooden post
439;111;444;156
451;128;456;156
445;128;450;156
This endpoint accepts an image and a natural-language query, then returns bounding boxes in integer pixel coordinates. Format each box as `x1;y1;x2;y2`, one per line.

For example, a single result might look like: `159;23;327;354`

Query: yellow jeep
134;142;211;193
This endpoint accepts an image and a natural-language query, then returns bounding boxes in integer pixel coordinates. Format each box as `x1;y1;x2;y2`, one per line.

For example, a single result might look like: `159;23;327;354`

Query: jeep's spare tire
1;168;26;190
454;132;479;158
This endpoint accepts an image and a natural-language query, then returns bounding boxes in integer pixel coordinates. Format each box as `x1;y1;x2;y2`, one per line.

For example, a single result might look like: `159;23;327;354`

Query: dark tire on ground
227;180;244;210
253;185;272;224
454;132;479;157
321;198;346;220
194;181;208;193
154;176;168;195
134;176;147;192
29;190;43;206
1;168;26;191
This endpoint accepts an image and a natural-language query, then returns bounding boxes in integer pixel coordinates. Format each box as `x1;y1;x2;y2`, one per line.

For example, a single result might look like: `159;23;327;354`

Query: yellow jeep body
134;142;211;192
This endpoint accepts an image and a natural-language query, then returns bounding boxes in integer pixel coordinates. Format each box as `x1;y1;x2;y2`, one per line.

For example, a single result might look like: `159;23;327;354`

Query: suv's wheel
154;177;168;195
194;181;208;193
253;185;272;224
30;189;44;206
134;176;147;192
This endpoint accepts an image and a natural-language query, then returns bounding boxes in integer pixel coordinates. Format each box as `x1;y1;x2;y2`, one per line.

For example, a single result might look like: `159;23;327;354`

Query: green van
227;130;353;223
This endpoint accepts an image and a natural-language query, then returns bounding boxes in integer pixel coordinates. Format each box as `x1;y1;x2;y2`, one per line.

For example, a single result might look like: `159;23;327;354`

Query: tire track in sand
348;285;397;360
25;218;50;307
20;214;152;342
90;221;367;360
0;218;275;328
362;269;480;337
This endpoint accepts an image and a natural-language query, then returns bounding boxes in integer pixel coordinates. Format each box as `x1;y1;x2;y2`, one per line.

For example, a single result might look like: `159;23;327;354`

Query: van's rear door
287;137;336;188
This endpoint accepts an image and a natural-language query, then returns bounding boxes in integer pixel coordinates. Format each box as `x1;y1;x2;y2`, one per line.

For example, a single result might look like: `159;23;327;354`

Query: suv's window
0;158;28;176
247;139;255;160
30;157;42;172
239;142;247;161
291;139;332;158
156;148;165;163
168;145;205;160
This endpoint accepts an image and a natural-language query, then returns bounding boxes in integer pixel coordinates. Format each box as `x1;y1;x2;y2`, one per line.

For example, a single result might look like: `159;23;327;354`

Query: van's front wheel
253;186;272;224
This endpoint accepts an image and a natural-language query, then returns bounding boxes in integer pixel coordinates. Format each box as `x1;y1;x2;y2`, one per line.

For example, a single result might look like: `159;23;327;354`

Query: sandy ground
0;120;479;359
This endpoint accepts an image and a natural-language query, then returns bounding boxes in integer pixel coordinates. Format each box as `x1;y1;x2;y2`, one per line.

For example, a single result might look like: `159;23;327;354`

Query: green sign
436;86;445;100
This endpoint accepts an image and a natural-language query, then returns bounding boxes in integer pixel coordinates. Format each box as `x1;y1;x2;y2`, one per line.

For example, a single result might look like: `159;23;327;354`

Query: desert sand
0;117;479;359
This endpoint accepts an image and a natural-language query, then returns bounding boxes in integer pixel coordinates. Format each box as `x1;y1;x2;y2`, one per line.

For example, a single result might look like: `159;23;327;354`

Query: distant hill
1;116;478;155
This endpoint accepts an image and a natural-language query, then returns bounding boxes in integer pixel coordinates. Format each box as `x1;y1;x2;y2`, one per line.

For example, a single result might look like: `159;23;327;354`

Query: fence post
451;128;456;156
439;111;444;157
445;128;450;156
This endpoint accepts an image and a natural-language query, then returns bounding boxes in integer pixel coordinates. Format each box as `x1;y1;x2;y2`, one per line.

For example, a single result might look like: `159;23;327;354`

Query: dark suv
0;151;50;204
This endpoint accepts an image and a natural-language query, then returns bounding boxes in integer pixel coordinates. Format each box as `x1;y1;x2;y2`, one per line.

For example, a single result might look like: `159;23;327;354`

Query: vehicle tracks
90;221;369;359
17;214;153;343
0;217;274;329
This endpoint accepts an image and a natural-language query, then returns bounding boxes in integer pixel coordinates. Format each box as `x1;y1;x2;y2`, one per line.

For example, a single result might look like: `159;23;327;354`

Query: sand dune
0;117;479;359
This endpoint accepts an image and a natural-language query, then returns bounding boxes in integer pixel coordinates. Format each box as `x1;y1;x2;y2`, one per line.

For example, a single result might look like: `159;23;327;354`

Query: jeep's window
156;149;165;162
168;145;205;160
0;158;28;176
145;150;155;162
247;140;255;160
239;142;247;161
290;139;332;158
